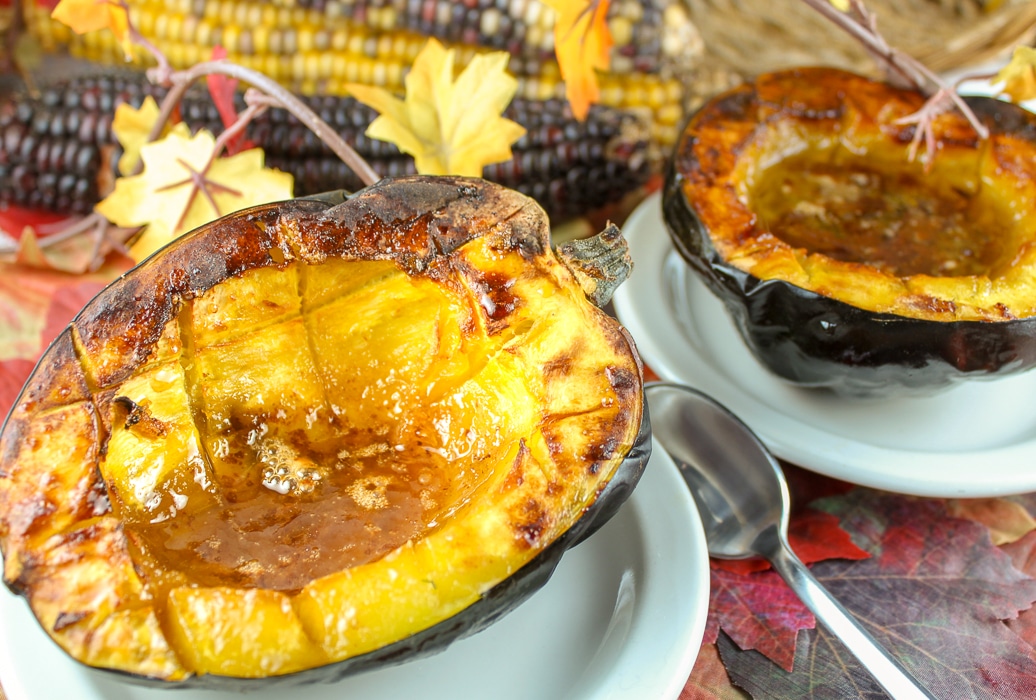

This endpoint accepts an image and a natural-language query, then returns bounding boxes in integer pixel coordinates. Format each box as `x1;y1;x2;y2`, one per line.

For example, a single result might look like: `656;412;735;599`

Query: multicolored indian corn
22;0;697;147
11;0;703;220
0;72;651;220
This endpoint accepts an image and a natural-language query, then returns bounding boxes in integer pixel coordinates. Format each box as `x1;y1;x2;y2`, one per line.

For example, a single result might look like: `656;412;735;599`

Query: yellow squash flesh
0;176;644;682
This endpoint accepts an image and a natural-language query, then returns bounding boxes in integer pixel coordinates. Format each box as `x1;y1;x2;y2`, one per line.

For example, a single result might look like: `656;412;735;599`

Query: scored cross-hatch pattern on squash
0;177;644;682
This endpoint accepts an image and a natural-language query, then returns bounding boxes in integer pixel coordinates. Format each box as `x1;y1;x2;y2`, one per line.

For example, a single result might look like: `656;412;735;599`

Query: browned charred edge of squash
0;175;646;684
664;67;1036;395
673;67;1036;265
71;176;546;391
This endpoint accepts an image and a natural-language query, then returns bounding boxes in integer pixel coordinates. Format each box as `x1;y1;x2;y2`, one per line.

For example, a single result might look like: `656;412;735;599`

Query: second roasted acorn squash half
664;67;1036;396
0;176;648;686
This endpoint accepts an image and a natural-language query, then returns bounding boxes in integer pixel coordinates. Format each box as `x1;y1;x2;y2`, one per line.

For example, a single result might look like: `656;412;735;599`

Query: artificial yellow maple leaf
51;0;134;60
542;0;613;121
995;46;1036;103
346;38;525;177
112;96;191;176
95;130;293;262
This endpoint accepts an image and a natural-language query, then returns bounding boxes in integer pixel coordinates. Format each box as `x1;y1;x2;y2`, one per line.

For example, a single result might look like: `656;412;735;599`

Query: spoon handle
767;539;936;700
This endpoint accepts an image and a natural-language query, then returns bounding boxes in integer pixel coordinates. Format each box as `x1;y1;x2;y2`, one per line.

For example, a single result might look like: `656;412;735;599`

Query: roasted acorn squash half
0;175;648;686
664;66;1036;396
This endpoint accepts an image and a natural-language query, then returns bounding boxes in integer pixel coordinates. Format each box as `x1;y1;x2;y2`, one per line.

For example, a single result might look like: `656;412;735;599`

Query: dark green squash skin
663;87;1036;397
2;177;651;688
89;412;651;690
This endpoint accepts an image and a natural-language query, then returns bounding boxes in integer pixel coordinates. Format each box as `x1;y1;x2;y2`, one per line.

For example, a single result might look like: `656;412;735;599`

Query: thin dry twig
798;0;989;163
145;60;380;186
12;54;381;267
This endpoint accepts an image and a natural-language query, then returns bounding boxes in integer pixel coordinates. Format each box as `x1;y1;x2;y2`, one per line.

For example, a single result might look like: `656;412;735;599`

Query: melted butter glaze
750;155;1008;278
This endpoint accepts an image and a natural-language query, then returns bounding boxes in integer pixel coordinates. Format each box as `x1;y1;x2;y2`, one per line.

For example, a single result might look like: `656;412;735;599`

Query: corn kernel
358;58;374;85
347;33;364;56
315;51;332;79
251;26;269;55
218;1;233;27
314;29;330;52
195;18;212;48
376;34;394;61
245;3;262;29
610;17;633;47
304;53;321;82
223;25;240;53
297;27;313;53
372;61;388;88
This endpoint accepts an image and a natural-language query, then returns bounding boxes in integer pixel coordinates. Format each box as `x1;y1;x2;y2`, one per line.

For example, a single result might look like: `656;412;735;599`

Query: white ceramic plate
614;193;1036;498
0;439;708;700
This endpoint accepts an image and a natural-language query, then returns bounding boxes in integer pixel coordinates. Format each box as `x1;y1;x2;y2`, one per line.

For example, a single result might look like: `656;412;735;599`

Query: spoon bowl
645;381;936;700
645;383;787;560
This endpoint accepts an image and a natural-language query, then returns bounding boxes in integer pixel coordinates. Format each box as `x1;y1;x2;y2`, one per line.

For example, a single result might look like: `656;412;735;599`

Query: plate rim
614;192;1036;498
0;439;709;700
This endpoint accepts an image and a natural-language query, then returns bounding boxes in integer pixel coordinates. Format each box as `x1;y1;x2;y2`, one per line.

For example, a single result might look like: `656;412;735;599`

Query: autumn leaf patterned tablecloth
4;209;1036;700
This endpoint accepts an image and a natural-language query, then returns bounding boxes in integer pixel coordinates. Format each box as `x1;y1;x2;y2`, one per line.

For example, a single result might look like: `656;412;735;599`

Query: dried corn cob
0;72;651;221
22;0;698;146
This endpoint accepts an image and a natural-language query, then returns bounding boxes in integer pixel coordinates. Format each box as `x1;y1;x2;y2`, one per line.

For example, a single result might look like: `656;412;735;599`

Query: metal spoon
645;381;936;700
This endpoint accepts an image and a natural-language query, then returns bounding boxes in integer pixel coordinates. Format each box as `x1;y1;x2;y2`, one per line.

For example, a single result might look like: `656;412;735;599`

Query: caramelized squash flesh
664;67;1036;395
0;176;646;684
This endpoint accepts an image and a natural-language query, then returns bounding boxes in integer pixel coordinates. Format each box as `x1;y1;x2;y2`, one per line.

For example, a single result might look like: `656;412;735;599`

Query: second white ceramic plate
0;438;708;700
614;194;1036;497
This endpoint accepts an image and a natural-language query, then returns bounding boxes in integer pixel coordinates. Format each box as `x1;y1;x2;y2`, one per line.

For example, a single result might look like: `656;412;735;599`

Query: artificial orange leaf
51;0;133;60
347;38;525;177
112;96;191;176
95;129;293;262
0;264;117;417
995;46;1036;103
13;227;48;269
0;4;13;34
1;205;137;273
542;0;613;121
680;642;749;700
948;498;1036;546
0;264;112;365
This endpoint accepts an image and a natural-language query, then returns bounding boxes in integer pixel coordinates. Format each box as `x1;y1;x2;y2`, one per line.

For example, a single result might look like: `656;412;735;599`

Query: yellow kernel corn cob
23;0;695;147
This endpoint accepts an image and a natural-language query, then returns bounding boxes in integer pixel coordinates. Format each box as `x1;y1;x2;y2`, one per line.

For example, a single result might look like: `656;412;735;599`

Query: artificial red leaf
206;46;252;155
712;508;869;575
1001;529;1036;649
0;204;68;236
0;358;35;420
719;490;1036;697
642;364;661;382
703;567;815;671
701;474;868;671
680;641;749;700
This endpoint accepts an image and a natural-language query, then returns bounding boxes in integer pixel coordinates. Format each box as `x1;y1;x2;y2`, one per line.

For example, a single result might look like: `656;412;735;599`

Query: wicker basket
684;0;1036;78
